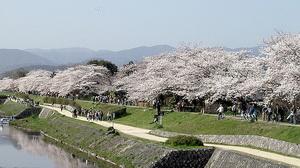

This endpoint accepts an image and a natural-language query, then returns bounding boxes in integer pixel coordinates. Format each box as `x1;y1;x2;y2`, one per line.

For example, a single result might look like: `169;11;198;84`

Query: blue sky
0;0;299;50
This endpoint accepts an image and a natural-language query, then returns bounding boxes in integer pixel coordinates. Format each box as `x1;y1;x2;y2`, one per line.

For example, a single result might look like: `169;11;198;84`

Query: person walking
267;105;272;122
287;105;297;125
86;112;90;121
274;104;280;122
100;111;103;121
152;99;156;109
249;104;257;122
217;104;224;120
107;112;112;121
262;105;267;121
232;104;237;116
156;100;161;116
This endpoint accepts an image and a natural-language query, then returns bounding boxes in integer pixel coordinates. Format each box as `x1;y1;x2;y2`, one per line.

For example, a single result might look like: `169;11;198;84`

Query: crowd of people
86;111;113;121
92;95;133;106
9;91;299;125
92;94;299;125
59;104;114;122
216;102;299;124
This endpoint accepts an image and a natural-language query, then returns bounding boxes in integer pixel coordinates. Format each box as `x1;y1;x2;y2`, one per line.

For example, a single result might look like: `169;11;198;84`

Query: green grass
114;106;300;144
0;91;45;103
3;91;300;144
0;91;125;115
0;100;27;116
11;113;132;168
166;135;204;147
115;106;155;129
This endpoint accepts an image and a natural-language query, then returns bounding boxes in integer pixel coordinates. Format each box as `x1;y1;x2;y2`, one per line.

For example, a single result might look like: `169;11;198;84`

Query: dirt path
41;105;300;167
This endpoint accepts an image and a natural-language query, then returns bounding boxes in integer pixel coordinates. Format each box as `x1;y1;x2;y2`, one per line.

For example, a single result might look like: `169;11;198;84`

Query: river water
0;125;99;168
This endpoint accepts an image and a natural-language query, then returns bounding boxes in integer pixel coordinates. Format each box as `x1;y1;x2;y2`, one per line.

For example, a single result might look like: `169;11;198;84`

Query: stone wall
39;108;56;118
151;148;214;168
15;107;42;119
36;108;215;168
0;98;6;104
150;130;300;157
205;149;290;168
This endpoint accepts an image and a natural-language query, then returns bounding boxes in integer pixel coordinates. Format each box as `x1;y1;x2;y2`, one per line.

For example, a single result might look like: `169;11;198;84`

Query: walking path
41;105;300;167
41;105;167;142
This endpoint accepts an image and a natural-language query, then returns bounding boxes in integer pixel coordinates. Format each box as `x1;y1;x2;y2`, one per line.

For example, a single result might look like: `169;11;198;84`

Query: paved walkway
41;105;300;167
41;105;167;142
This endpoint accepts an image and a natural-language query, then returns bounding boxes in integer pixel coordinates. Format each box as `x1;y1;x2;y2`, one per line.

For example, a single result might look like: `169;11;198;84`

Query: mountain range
0;45;260;75
0;45;175;74
0;49;53;73
25;45;175;65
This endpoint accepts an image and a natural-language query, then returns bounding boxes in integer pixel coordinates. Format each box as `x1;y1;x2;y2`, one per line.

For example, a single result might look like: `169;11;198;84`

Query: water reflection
0;126;97;168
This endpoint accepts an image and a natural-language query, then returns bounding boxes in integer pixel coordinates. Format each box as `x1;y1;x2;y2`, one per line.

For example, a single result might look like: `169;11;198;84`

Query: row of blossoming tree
0;33;299;108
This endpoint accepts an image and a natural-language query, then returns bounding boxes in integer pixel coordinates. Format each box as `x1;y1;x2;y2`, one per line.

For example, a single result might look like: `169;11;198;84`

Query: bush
111;107;126;118
0;95;8;99
15;93;30;100
165;135;204;147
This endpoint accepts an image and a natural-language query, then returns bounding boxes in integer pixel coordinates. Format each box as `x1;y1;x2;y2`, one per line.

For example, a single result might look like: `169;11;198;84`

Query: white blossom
0;33;299;104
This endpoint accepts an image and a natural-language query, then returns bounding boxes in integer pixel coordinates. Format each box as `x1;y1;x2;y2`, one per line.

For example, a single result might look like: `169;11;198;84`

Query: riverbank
0;100;27;117
43;104;300;167
0;125;103;168
2;91;300;145
10;109;214;168
2;92;300;167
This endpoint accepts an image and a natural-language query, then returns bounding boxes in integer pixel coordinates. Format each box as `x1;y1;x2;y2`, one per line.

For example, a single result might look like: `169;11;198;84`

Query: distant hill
96;45;175;65
25;47;95;65
0;65;70;79
26;45;175;66
0;49;53;73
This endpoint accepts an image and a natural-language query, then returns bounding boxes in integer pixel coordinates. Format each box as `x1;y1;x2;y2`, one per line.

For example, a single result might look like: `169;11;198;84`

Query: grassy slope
11;113;131;168
0;100;27;116
114;106;300;144
2;91;300;144
0;91;44;102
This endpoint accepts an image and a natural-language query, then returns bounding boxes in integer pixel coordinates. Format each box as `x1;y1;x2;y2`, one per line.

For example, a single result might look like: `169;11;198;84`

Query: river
0;125;101;168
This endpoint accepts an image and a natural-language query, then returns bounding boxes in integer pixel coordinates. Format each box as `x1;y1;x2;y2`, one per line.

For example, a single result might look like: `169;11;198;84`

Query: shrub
15;93;30;100
165;135;204;147
0;95;8;99
112;108;126;118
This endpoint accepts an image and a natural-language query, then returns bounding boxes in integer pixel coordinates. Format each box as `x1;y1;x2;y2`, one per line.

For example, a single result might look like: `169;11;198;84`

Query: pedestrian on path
232;103;237;116
217;104;224;120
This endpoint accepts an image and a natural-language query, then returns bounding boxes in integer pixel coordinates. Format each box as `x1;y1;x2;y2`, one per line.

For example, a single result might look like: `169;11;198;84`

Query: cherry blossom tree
0;65;112;97
114;33;300;105
262;32;300;103
0;33;299;106
114;47;265;103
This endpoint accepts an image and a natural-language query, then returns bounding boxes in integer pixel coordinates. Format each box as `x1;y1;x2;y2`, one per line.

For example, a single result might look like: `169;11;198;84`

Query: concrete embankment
151;130;300;168
43;105;300;168
11;104;300;168
151;130;300;158
205;149;292;168
13;107;215;168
